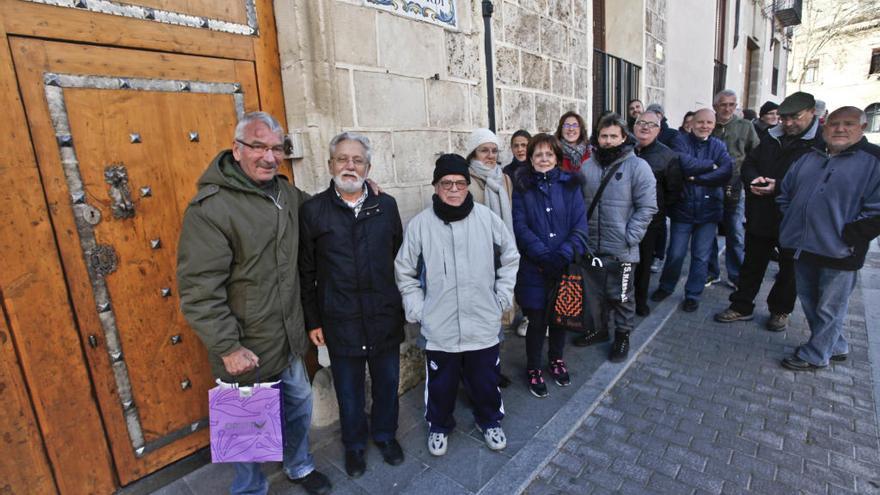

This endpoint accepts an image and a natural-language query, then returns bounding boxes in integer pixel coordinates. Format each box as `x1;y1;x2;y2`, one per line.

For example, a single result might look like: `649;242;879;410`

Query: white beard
333;173;365;194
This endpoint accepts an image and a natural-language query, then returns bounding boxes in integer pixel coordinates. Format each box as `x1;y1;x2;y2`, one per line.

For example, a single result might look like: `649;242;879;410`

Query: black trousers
729;232;796;315
524;308;565;370
585;257;636;335
635;226;664;309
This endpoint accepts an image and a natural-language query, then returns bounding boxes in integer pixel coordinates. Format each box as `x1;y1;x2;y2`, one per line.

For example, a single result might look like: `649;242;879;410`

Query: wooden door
0;1;286;491
10;37;260;485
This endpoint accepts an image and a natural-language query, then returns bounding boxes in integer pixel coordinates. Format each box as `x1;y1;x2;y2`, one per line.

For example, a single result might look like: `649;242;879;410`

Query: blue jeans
659;221;717;301
794;261;857;366
329;348;400;451
708;192;745;284
231;356;315;495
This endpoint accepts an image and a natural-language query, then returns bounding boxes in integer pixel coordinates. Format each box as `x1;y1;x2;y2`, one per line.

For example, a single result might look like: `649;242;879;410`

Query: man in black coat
632;109;683;316
299;132;405;478
645;103;680;147
714;92;823;331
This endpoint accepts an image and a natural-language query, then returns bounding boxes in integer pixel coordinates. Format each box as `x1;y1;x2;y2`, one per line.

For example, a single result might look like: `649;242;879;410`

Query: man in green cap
715;91;822;333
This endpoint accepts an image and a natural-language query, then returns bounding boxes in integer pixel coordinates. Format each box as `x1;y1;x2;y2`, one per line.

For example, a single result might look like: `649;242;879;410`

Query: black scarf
595;143;631;166
432;192;474;223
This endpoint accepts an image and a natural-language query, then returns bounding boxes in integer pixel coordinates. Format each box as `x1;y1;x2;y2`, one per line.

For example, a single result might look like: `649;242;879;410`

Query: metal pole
482;1;496;132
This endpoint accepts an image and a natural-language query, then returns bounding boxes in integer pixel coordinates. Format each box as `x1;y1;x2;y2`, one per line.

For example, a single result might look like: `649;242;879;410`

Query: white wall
665;0;715;126
605;0;646;68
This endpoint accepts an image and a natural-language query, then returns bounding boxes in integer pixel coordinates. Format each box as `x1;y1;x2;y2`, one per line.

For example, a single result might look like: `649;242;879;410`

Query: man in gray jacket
777;107;880;371
395;154;519;457
573;114;657;362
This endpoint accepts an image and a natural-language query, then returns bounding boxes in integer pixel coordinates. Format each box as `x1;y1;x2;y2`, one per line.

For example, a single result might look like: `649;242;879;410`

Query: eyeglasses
476;147;498;155
438;179;468;191
236;139;284;157
779;111;806;122
562;123;580;129
332;156;367;167
635;120;660;129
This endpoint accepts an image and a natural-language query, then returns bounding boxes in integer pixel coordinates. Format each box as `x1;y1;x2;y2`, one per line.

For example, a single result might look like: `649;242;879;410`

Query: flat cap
777;92;816;115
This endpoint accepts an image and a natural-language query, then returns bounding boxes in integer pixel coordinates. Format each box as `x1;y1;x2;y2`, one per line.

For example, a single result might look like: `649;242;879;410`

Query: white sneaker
516;317;529;337
428;432;448;456
477;424;506;451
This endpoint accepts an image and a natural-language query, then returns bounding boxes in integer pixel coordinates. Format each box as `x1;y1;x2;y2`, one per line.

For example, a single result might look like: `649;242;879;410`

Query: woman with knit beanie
554;111;591;173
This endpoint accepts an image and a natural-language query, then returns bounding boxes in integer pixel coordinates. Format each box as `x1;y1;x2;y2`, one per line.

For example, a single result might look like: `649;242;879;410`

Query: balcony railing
773;0;803;27
593;49;641;122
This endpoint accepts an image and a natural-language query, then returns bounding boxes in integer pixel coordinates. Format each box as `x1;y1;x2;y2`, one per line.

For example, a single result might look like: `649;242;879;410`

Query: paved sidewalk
525;251;880;494
150;245;880;495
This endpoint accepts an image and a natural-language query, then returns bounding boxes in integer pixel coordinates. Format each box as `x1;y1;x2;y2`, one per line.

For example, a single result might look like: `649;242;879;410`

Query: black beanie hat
433;153;470;185
759;101;779;116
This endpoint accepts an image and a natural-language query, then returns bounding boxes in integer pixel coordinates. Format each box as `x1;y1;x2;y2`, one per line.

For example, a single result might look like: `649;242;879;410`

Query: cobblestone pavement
526;253;880;495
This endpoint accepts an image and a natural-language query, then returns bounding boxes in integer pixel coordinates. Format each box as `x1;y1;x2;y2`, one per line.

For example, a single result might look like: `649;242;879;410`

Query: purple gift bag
208;380;284;463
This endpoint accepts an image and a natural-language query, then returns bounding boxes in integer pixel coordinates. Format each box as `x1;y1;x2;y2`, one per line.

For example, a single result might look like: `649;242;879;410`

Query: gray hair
640;110;663;122
713;89;738;105
234;111;284;140
645;103;665;115
329;132;372;164
829;106;868;125
815;99;827;115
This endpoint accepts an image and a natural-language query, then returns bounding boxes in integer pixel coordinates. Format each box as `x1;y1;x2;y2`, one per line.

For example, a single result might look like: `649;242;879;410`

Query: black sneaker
650;289;672;302
682;299;699;312
573;328;610;347
548;359;570;387
636;304;650;317
705;275;721;287
527;369;548;398
290;470;332;495
344;449;366;478
609;331;629;362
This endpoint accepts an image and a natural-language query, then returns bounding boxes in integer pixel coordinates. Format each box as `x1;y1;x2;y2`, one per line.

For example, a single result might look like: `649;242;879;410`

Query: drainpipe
482;1;496;132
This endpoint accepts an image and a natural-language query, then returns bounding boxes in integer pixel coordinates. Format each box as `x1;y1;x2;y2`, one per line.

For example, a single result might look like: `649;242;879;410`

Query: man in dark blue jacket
777;107;880;371
652;108;733;312
299;132;405;477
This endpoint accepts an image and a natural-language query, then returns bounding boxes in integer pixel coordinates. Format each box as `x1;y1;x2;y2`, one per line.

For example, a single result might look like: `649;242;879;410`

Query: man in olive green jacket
177;112;330;495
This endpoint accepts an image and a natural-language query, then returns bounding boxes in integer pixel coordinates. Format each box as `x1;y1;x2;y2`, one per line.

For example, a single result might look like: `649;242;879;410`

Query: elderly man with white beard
298;132;406;478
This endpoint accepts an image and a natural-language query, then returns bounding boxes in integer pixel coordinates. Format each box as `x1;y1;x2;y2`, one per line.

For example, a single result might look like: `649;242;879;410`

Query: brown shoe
714;308;754;323
766;313;789;332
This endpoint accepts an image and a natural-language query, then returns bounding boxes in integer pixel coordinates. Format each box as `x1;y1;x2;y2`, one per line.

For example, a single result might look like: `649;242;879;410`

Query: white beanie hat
467;128;500;158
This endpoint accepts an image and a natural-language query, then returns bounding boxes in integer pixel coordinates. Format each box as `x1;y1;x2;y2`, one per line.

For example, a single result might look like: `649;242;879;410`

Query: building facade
787;0;880;143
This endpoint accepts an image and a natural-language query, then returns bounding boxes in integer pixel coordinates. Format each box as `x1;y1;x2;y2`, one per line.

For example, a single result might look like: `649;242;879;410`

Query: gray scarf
561;140;588;171
469;160;514;235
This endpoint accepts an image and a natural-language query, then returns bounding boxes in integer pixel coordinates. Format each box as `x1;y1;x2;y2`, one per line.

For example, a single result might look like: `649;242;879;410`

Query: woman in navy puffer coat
512;133;588;398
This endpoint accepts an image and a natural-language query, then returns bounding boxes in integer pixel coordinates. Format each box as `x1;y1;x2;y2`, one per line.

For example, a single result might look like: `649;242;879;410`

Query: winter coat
669;132;734;224
511;167;589;310
635;139;684;228
580;147;658;262
394;203;520;353
778;138;880;271
503;158;529;178
713;116;760;209
299;184;405;357
741;118;823;239
177;150;309;384
657;118;679;147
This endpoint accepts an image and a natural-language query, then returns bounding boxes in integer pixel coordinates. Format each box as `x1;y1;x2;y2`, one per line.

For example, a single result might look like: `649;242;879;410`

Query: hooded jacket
670;132;734;224
778;138;880;271
394;202;519;353
177;150;309;384
299;183;405;357
713;116;760;208
580;146;658;262
740;118;823;238
511;167;589;309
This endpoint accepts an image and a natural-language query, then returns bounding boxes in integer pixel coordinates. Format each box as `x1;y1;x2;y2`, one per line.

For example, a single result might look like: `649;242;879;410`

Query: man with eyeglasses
632;110;683;316
299;132;406;478
395;154;519;457
177;112;331;495
715;92;822;333
707;89;761;291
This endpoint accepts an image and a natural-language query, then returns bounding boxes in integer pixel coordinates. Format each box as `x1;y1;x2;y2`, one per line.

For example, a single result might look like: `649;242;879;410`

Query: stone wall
493;0;592;149
644;0;666;107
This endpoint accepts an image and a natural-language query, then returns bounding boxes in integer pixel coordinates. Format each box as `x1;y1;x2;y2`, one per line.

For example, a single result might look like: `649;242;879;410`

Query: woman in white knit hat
465;129;527;381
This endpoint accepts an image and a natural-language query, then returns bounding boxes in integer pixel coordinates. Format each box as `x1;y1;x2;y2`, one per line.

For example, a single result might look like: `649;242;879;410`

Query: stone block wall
493;0;592;150
644;0;666;106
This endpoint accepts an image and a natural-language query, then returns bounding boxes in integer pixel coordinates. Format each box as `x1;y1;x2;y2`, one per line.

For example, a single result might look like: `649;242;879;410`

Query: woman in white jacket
394;154;519;457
